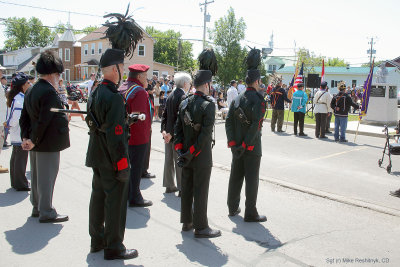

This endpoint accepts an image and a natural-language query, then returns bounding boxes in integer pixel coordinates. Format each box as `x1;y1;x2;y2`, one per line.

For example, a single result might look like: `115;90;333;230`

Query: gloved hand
231;145;245;159
177;151;194;168
116;168;130;182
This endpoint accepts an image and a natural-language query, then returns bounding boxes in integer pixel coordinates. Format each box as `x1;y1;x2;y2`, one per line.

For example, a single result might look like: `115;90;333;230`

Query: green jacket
174;91;215;167
85;80;129;172
225;87;266;157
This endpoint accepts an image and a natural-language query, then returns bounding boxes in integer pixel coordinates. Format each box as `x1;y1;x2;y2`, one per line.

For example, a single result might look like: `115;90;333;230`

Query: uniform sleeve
127;90;148;114
189;102;215;156
9;99;22;128
19;99;31;140
243;98;265;150
225;100;236;147
104;93;129;172
160;103;167;132
330;96;336;110
173;105;184;151
283;90;292;103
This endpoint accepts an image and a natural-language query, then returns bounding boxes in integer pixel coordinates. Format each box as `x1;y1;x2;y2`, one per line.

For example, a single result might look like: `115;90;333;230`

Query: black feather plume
198;48;218;76
102;4;144;59
245;47;261;70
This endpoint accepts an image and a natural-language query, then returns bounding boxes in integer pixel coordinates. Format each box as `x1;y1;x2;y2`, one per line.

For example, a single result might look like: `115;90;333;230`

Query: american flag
293;62;304;90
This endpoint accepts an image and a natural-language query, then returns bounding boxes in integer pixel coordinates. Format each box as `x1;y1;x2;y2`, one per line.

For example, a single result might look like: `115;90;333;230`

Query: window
65;48;70;62
98;42;102;54
152;71;159;78
65;69;70;81
268;65;277;71
138;45;145;56
84;44;88;55
91;43;95;55
331;80;335;88
59;49;62;60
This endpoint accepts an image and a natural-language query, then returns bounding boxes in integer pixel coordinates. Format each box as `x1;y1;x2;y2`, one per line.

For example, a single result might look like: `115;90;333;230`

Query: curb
153;145;400;218
263;118;386;138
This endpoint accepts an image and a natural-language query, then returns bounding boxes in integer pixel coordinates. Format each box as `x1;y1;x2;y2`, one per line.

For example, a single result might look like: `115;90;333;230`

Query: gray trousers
30;151;60;220
163;141;182;190
10;145;29;190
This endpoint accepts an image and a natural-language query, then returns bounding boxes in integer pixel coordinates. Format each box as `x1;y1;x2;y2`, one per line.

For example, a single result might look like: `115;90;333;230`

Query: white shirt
0;87;7;122
87;79;94;96
313;89;333;114
227;86;238;107
237;83;246;94
7;92;24;144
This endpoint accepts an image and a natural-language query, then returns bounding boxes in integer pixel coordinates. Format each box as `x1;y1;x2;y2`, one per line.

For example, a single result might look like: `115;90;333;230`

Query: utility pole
367;37;376;67
200;0;214;49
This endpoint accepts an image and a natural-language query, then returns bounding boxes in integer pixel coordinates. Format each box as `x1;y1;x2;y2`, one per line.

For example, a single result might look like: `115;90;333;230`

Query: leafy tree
296;48;349;73
4;17;52;51
361;60;385;67
53;22;73;34
145;26;196;72
208;7;247;88
80;26;97;34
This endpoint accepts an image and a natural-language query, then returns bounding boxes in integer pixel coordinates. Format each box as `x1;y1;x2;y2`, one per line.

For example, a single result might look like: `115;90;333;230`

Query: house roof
78;24;154;43
277;66;395;75
59;29;76;42
153;61;175;68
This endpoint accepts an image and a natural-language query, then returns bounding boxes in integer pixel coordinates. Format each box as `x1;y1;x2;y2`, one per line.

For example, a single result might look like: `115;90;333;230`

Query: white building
276;66;400;94
1;47;42;77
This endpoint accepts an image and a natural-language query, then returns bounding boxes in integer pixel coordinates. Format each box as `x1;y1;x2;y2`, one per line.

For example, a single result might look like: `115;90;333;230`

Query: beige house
78;25;174;80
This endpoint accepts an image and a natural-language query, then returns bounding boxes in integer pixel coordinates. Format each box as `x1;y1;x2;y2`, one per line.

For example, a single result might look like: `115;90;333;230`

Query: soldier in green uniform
86;48;138;260
174;49;221;238
225;48;268;223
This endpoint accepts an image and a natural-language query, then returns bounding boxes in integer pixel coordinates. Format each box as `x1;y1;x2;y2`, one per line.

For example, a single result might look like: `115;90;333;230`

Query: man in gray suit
20;50;70;223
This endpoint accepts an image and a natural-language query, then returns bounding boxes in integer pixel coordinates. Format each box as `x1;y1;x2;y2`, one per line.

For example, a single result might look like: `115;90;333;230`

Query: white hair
174;72;192;89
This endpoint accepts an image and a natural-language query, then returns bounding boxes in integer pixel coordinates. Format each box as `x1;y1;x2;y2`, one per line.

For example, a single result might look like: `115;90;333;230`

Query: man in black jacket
330;81;359;142
270;81;291;132
19;50;70;223
161;72;192;194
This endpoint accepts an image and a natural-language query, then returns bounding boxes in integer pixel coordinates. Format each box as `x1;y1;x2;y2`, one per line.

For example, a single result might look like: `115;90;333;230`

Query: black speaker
307;74;320;88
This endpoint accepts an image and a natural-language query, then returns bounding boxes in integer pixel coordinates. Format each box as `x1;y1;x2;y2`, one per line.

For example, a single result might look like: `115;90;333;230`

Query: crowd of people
1;47;399;262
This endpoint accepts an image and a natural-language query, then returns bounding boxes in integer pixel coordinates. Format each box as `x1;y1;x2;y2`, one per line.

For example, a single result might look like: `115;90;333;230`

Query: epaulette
202;95;215;103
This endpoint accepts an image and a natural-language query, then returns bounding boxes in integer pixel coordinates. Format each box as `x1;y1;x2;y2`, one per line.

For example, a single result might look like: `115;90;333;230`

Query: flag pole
285;104;291;131
354;119;361;143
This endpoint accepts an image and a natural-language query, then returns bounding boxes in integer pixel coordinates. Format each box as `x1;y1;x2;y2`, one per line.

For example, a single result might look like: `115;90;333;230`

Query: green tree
296;48;349;72
53;22;73;34
4;17;52;51
208;7;247;88
326;57;347;67
145;26;196;72
361;60;385;67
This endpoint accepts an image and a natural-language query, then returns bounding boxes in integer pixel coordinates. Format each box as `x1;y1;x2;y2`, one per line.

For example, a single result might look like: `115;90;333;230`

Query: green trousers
271;109;285;131
89;167;128;251
227;154;261;218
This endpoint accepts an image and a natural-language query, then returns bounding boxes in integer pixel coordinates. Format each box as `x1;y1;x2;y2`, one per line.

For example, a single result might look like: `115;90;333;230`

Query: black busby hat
245;48;261;84
36;50;64;75
99;48;125;68
12;72;29;87
193;48;218;87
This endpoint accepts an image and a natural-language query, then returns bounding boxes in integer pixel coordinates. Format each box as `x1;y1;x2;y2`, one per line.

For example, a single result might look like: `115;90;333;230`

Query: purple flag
359;60;374;119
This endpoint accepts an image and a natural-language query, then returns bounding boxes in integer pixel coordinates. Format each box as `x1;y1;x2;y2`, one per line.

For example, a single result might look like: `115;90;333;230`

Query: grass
264;109;360;124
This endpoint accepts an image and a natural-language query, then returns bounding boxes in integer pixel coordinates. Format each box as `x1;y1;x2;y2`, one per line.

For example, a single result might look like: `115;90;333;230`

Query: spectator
28;75;35;84
0;66;8;173
237;79;246;94
158;91;166;118
330;82;359;142
1;76;8;92
19;49;70;223
350;90;359;113
161;72;191;194
270;81;291;132
161;78;169;94
6;73;30;191
291;83;308;136
168;75;175;90
226;80;238;107
57;78;69;109
153;80;161;119
217;91;228;119
313;81;333;139
87;73;96;96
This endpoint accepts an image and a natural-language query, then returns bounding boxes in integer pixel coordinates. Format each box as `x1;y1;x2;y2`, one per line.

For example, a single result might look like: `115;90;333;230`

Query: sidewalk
0;124;399;266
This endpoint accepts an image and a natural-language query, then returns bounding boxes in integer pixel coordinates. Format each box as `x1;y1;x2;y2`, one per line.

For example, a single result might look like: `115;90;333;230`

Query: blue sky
1;0;398;66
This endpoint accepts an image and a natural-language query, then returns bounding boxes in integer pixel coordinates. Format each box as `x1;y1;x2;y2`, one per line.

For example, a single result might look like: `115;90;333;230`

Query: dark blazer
20;79;70;152
161;88;185;135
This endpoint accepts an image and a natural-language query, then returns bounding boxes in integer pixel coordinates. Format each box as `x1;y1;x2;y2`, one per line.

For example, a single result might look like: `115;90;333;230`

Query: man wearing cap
226;80;238;107
19;50;70;222
225;59;268;223
119;64;153;208
313;81;333;138
86;48;137;260
174;67;221;238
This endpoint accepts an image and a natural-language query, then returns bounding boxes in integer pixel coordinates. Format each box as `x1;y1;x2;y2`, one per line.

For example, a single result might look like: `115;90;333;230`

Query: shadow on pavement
161;193;180;212
176;232;228;267
4;218;63;254
140;179;154;190
86;253;143;267
229;216;283;251
0;188;29;207
126;208;150;229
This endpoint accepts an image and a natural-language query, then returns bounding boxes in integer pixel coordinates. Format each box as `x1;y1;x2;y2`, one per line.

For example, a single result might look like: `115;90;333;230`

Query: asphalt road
0;117;399;266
